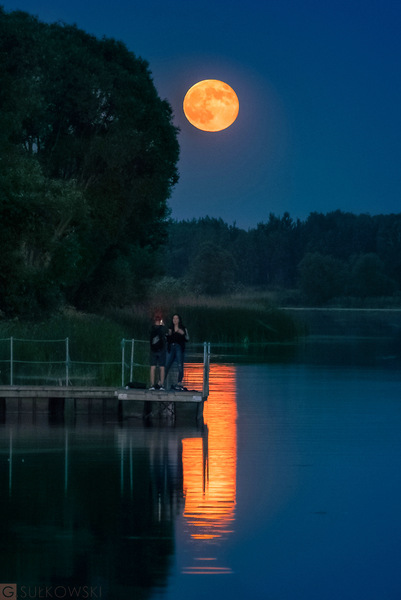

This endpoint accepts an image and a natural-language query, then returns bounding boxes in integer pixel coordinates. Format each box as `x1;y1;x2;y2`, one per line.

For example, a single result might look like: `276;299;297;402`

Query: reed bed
0;297;300;385
109;293;302;344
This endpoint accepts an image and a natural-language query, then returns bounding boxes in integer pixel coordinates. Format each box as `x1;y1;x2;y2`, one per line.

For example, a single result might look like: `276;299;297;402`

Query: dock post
64;397;75;423
10;337;13;386
65;337;69;386
121;339;125;387
202;341;211;398
130;339;135;382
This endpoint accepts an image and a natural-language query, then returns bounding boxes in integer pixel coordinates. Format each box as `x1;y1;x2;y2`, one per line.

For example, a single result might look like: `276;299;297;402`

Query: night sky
3;0;401;228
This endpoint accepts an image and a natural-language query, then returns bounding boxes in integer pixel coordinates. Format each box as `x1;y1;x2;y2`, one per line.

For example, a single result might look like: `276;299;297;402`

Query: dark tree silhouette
0;8;179;315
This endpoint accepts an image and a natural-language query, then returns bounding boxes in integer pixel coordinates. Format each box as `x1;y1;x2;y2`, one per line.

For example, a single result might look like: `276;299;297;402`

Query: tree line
163;212;401;304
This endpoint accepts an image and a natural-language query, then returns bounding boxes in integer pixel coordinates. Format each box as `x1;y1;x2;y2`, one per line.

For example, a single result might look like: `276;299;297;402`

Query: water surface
1;333;401;600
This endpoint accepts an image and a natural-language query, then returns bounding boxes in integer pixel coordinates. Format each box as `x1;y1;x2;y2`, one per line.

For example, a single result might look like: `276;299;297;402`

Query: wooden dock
117;388;206;420
0;385;116;399
0;385;207;422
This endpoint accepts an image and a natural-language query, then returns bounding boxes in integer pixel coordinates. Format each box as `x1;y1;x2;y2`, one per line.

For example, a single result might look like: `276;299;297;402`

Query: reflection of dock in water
0;362;236;585
0;421;200;594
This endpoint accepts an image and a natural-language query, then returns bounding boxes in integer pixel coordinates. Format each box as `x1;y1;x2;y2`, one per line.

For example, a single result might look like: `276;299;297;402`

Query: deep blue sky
3;0;401;228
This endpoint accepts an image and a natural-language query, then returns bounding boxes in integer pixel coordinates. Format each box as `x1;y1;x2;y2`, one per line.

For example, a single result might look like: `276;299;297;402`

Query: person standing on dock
165;314;189;390
149;313;167;390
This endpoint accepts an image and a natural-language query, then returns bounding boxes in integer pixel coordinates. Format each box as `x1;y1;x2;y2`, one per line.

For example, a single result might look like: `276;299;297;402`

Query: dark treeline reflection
0;422;205;597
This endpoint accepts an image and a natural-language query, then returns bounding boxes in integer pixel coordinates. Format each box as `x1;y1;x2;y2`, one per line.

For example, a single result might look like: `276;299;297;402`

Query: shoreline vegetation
1;289;400;354
0;292;300;385
1;292;400;385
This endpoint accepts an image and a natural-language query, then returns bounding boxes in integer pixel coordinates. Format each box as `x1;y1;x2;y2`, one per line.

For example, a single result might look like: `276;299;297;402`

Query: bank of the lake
0;300;300;355
281;306;401;336
0;301;300;386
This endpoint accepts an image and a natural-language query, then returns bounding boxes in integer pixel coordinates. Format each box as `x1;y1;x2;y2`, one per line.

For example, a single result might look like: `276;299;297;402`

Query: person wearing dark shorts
149;313;166;390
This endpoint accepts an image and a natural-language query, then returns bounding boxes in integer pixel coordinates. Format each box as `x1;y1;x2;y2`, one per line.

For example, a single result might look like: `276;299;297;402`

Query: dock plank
0;386;116;399
0;385;207;422
116;389;204;402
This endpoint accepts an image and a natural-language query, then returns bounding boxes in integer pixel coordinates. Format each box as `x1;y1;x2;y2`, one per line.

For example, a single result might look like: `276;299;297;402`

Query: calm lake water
1;317;401;600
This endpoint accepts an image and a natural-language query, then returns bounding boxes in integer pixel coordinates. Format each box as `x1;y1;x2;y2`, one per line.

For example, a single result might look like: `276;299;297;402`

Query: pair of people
149;313;189;390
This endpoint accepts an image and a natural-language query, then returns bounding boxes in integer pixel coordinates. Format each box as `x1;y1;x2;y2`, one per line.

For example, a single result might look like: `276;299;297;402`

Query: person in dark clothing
149;313;166;390
165;314;189;390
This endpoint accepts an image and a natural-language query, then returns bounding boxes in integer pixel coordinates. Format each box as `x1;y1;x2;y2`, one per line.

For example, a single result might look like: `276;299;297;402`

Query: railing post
121;339;125;387
130;339;135;383
206;342;210;395
10;337;13;386
202;341;206;397
203;341;211;398
9;429;12;496
64;430;69;493
65;337;69;386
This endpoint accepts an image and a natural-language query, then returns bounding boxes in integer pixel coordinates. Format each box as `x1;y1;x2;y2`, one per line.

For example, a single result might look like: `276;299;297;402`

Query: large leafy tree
0;8;179;314
0;151;86;315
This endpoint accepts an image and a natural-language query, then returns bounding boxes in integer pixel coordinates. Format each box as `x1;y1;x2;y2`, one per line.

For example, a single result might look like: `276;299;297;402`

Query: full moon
183;79;239;132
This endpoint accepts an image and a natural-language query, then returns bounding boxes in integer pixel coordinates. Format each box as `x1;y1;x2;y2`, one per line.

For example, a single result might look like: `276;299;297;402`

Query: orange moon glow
183;79;239;132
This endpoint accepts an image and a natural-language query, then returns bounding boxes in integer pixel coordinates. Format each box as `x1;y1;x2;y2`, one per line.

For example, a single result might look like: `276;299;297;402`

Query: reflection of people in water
165;314;189;390
149;313;166;390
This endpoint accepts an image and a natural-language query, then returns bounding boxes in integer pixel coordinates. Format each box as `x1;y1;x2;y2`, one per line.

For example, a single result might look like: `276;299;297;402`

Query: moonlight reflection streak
181;364;237;542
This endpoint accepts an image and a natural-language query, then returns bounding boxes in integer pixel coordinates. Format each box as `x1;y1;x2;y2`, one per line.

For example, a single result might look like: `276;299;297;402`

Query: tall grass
109;292;303;344
0;310;148;386
0;296;301;385
0;310;126;360
173;304;298;344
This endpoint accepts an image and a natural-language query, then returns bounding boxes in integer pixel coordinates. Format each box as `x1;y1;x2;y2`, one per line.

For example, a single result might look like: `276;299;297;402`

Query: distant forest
162;212;401;305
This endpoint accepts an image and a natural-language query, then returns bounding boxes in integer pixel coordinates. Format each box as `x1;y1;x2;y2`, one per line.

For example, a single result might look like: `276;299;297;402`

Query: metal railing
121;338;211;393
0;337;211;393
